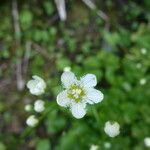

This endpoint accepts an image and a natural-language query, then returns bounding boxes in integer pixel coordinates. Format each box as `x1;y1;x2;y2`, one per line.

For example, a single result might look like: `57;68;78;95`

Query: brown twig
23;41;31;79
55;0;67;21
82;0;109;22
32;43;54;61
12;0;25;91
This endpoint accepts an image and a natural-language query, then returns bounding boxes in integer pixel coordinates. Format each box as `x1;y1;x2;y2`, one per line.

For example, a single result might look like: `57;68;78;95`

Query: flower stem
92;107;101;134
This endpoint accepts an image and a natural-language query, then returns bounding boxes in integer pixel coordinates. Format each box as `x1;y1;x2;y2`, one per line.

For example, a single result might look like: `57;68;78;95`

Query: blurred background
0;0;150;149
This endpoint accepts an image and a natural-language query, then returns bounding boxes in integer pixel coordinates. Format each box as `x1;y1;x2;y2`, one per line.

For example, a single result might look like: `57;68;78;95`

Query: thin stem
92;107;101;134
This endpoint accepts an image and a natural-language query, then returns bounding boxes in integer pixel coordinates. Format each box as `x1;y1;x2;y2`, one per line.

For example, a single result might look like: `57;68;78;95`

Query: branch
12;0;24;91
55;0;67;21
82;0;109;22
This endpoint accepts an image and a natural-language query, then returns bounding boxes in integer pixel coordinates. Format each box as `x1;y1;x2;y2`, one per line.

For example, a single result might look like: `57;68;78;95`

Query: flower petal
70;102;86;119
61;71;77;88
86;88;104;104
56;90;71;107
81;74;97;88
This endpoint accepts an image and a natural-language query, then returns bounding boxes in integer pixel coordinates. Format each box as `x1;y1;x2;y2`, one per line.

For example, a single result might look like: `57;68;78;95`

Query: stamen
67;84;85;102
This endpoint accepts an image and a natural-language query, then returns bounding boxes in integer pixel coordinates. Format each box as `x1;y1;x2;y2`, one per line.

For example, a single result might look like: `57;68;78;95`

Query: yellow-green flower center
67;84;85;102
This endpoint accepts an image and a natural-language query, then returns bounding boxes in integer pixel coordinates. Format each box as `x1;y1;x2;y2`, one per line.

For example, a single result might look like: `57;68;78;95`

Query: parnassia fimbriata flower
104;121;120;137
27;75;46;96
57;71;104;119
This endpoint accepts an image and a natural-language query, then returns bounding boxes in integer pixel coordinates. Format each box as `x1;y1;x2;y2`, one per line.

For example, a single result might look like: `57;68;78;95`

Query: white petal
81;74;97;88
61;71;77;88
86;88;104;104
56;90;71;107
70;102;86;119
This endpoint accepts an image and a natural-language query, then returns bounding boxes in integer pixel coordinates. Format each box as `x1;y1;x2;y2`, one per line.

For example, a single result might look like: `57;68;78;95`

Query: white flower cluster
25;100;45;127
26;75;46;127
57;71;104;119
104;121;120;137
26;73;121;139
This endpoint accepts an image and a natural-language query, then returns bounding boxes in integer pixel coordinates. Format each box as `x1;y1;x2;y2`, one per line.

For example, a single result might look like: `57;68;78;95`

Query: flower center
67;84;85;102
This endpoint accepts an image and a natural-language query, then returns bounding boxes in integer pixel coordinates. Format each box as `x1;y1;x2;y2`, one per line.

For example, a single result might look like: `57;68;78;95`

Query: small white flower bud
34;100;45;113
144;137;150;147
140;78;146;85
104;121;120;137
26;115;38;127
141;48;147;55
136;63;142;69
24;104;32;112
27;75;46;96
89;145;98;150
104;142;111;149
63;66;71;72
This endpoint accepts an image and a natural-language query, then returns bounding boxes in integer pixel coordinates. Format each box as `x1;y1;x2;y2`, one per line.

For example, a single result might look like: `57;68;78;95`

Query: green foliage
36;139;51;150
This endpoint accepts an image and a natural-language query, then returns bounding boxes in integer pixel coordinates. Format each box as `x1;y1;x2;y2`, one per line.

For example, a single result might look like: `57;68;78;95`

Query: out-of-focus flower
26;115;38;127
141;48;147;55
34;100;45;113
90;144;98;150
27;75;46;95
104;121;120;137
63;66;71;72
24;104;32;112
136;63;142;69
140;78;146;85
104;142;111;149
57;71;104;119
144;137;150;147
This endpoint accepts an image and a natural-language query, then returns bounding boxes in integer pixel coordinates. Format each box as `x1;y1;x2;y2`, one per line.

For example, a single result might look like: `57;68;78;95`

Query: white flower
27;75;46;95
104;142;111;149
104;121;120;137
63;66;71;72
89;145;98;150
144;137;150;147
57;71;104;119
34;100;45;113
26;115;38;127
140;78;146;85
24;104;32;112
141;48;147;55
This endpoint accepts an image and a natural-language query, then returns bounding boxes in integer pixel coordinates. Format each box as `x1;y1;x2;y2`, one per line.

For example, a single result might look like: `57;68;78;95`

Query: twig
23;41;31;79
82;0;109;22
55;0;67;21
12;0;21;44
32;43;54;61
12;0;24;91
